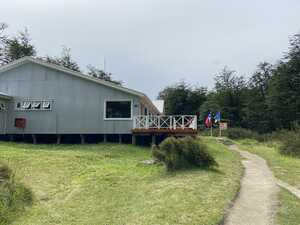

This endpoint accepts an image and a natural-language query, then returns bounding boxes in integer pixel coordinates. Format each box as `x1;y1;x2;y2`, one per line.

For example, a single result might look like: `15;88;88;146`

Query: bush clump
278;131;300;157
152;136;218;171
227;128;261;140
0;163;32;225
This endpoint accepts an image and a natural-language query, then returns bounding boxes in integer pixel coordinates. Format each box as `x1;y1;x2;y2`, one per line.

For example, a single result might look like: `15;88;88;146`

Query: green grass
0;138;242;225
237;139;300;189
276;189;300;225
0;163;32;225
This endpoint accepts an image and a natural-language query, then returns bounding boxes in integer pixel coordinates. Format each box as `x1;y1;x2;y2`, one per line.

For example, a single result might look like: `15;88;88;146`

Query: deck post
151;135;156;146
132;135;136;145
103;134;107;143
80;134;85;144
56;134;61;144
9;134;14;142
118;134;122;144
32;134;37;144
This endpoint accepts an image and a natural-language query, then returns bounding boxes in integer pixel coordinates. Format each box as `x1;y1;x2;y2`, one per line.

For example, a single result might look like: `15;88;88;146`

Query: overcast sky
2;0;300;99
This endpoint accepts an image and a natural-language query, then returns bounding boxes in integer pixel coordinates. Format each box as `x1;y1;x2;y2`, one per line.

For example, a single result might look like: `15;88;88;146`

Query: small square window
32;102;41;109
0;103;5;111
22;101;31;109
16;102;21;109
42;101;51;109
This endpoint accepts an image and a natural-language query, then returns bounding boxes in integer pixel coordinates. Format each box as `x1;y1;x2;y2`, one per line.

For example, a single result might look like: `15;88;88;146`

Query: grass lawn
276;189;300;225
236;139;300;225
0;137;242;225
237;139;300;189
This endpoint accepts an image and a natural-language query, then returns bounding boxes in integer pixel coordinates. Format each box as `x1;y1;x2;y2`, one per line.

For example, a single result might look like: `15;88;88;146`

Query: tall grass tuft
0;163;32;225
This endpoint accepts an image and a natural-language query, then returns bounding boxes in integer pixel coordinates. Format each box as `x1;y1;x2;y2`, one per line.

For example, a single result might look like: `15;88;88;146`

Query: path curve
224;145;279;225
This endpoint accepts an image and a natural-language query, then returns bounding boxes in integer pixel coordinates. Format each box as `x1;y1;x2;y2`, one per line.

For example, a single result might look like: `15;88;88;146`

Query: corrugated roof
0;91;12;99
0;57;160;113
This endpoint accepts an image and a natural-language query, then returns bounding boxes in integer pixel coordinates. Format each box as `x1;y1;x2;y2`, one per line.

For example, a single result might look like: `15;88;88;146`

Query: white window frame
14;99;53;111
104;99;133;121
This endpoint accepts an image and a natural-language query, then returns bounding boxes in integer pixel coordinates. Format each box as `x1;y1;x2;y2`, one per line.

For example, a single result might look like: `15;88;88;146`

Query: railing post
146;115;149;129
170;116;172;129
181;116;184;129
173;117;175;129
158;116;161;129
133;116;136;129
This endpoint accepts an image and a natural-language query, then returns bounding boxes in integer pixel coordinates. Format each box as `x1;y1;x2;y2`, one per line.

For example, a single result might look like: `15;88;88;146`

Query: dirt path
224;145;279;225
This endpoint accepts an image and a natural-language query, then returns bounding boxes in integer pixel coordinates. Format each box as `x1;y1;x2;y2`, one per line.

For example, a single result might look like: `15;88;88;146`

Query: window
0;103;5;111
15;100;52;111
32;102;41;109
144;107;148;115
16;102;21;109
22;101;31;109
105;100;132;119
42;101;51;109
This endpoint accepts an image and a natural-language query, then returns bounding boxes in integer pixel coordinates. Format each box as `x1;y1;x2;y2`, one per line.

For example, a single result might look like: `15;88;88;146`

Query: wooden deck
132;128;197;135
132;115;198;136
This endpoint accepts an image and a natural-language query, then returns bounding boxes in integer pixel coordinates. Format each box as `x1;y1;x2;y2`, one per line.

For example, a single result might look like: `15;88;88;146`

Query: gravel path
224;145;279;225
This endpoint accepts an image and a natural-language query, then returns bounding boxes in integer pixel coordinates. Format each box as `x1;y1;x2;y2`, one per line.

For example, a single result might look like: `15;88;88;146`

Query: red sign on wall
15;118;26;129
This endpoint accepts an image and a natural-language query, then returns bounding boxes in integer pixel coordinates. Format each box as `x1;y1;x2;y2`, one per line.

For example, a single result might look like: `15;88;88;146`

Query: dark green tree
264;34;300;129
1;28;36;65
87;65;122;85
0;23;8;65
213;67;246;127
158;81;207;115
242;62;274;132
42;47;81;72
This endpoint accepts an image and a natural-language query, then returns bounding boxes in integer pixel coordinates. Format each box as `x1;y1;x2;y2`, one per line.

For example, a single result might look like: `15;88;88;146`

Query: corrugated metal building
0;57;160;143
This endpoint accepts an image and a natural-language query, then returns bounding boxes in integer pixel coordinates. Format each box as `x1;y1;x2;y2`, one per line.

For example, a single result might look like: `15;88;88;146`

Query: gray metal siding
0;62;141;134
0;112;6;134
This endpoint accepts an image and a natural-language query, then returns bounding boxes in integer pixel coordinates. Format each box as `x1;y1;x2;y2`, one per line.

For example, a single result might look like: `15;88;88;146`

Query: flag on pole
214;111;221;123
205;112;212;127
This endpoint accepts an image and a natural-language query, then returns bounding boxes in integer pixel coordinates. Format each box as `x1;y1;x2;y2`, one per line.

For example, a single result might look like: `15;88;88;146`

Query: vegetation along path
224;144;279;225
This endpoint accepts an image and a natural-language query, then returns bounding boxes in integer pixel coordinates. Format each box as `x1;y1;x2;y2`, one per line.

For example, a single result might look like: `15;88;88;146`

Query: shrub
152;137;217;171
279;131;300;157
227;128;260;140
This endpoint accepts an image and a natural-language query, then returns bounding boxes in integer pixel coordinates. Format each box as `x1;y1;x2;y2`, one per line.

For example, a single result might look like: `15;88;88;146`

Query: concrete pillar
56;134;61;144
80;134;85;144
151;135;156;146
132;135;136;145
103;134;107;143
32;134;37;144
118;134;122;144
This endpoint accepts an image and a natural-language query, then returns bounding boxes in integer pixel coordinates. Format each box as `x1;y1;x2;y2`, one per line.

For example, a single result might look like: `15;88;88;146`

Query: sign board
220;122;228;130
15;118;26;129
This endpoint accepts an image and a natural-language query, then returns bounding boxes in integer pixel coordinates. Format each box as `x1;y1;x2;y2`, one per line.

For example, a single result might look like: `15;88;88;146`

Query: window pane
22;101;31;109
106;101;131;119
42;101;51;109
33;102;41;109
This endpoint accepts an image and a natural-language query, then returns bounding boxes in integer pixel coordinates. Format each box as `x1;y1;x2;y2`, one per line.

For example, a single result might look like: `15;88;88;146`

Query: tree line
0;22;121;85
159;32;300;133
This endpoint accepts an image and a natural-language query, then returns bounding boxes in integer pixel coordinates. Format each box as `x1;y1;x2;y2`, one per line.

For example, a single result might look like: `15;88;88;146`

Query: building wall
0;62;144;134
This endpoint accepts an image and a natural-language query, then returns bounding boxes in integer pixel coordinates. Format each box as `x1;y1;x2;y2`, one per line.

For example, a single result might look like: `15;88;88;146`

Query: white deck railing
133;115;197;130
